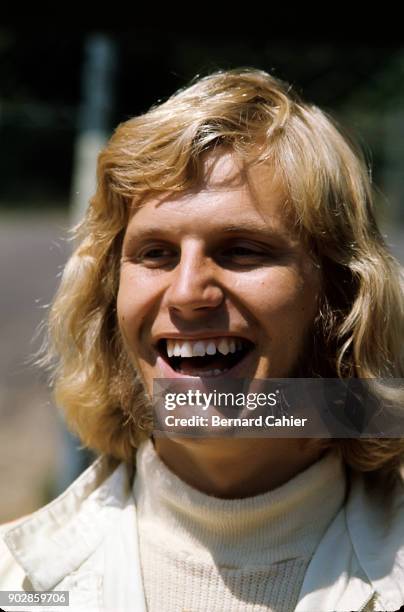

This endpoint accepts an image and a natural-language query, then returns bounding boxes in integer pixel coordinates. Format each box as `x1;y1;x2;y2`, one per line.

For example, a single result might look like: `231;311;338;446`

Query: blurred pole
71;33;118;225
381;51;404;264
54;33;117;495
383;109;404;226
382;111;404;265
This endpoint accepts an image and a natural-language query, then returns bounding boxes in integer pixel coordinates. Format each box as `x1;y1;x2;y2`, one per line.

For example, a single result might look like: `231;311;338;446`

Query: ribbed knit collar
133;439;346;566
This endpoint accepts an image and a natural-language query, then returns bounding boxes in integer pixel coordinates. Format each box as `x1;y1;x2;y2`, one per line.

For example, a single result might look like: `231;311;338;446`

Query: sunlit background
1;31;403;521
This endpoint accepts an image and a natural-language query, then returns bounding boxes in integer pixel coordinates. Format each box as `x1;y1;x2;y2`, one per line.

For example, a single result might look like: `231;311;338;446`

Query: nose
163;244;224;317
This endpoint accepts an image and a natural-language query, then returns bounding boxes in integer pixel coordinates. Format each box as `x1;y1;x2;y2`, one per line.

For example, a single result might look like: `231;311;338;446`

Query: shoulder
0;454;132;591
0;517;30;589
345;468;404;608
295;465;404;611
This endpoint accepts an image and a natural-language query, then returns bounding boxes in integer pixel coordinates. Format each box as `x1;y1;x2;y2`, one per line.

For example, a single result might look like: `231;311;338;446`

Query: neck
153;437;325;498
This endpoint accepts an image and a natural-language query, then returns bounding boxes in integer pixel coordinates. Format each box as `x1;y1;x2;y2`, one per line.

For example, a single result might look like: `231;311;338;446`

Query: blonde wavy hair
38;68;404;488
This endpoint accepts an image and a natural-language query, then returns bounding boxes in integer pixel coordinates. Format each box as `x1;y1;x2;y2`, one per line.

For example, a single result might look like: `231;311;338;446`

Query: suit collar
345;471;404;610
296;471;404;611
3;455;129;591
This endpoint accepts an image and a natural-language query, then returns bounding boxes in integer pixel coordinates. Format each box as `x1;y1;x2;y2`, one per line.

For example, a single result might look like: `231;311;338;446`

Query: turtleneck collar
133;438;346;566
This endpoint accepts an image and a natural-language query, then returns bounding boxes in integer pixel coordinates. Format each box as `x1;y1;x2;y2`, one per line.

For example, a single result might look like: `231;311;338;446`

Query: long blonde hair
37;68;404;486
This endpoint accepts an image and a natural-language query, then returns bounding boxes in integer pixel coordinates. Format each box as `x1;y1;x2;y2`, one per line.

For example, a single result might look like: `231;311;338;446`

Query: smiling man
1;68;404;612
117;147;324;498
118;149;320;383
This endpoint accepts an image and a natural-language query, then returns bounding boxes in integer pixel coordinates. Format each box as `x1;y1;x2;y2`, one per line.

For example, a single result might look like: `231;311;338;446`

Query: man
1;68;403;611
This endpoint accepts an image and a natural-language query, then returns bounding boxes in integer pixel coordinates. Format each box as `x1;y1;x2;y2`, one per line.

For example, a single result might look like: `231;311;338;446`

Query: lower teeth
177;368;229;376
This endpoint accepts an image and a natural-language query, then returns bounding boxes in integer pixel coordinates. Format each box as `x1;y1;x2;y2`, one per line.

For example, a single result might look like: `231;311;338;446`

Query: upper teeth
166;337;245;358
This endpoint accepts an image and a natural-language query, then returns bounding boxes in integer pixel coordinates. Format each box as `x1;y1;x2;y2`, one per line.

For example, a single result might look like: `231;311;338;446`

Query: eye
135;245;178;267
215;241;281;269
143;248;172;259
220;243;271;262
224;246;262;256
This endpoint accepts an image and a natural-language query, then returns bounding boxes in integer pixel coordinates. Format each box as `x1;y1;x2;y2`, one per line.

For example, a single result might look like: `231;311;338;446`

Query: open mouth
156;337;255;378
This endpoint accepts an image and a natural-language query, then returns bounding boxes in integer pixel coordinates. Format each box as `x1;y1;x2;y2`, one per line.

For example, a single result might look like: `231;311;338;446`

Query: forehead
125;148;296;241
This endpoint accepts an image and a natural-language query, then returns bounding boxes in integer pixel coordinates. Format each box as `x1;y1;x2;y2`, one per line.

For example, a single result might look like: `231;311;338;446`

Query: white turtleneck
133;439;346;612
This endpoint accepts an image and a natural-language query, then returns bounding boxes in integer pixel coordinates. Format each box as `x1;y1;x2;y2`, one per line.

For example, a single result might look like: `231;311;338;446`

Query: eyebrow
123;221;293;245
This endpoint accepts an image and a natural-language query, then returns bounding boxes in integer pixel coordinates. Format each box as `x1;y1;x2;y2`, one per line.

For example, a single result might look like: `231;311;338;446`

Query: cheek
116;268;155;341
247;267;319;334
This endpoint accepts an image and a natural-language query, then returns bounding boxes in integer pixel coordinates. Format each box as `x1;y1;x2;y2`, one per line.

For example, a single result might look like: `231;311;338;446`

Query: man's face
117;149;321;397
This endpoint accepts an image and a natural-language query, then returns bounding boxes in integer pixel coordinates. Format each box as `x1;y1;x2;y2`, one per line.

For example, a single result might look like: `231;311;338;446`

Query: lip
155;346;257;380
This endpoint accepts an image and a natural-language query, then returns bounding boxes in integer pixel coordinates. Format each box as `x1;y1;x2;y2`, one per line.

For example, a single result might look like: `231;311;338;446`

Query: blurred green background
1;30;403;521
